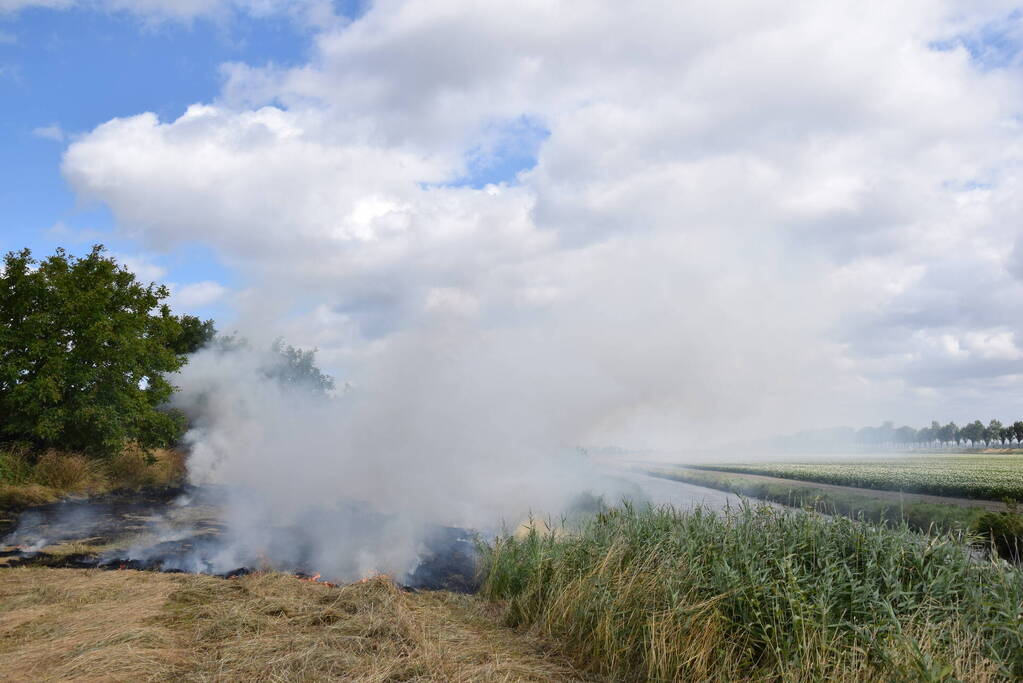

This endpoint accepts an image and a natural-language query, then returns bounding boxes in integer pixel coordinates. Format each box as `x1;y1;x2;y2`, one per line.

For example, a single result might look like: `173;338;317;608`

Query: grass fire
6;3;1023;680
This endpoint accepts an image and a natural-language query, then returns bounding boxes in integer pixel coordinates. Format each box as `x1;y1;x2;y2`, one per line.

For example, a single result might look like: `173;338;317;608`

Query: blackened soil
1;487;478;592
407;526;480;593
0;486;222;548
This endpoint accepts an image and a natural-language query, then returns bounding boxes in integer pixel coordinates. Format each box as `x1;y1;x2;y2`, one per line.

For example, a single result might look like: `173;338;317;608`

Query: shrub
105;446;186;489
0;445;33;485
973;502;1023;562
32;452;104;492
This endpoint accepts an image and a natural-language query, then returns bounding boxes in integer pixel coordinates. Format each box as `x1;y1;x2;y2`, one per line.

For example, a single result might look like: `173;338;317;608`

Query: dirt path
0;567;594;682
672;468;1011;512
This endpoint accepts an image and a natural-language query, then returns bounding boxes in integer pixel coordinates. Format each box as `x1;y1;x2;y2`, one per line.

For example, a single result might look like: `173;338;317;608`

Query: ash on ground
0;486;479;592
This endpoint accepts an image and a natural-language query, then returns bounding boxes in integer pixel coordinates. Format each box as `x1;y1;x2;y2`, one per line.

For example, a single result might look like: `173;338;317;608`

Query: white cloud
169;280;228;310
0;0;70;12
110;252;166;283
32;124;64;142
63;1;1023;438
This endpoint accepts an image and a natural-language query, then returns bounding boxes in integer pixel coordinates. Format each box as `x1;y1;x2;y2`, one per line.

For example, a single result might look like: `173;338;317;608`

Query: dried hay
0;568;592;682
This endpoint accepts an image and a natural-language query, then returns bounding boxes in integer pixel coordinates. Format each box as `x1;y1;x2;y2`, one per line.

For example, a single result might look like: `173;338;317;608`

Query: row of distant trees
854;420;1023;449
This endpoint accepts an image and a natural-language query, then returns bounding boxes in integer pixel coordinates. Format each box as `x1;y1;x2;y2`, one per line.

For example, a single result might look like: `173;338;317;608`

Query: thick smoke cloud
171;340;640;580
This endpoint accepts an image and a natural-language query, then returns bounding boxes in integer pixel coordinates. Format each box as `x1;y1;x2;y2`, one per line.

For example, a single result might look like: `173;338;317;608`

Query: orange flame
296;571;336;587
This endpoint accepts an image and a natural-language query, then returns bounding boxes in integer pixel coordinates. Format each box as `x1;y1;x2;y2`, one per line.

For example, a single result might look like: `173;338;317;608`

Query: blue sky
0;5;318;317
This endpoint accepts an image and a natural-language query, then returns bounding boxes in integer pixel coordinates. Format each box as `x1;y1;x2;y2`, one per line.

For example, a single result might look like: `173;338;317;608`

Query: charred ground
0;486;479;592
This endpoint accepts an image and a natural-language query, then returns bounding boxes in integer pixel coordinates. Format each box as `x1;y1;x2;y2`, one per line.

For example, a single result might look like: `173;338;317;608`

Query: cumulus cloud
169;280;228;310
109;252;166;283
63;0;1023;439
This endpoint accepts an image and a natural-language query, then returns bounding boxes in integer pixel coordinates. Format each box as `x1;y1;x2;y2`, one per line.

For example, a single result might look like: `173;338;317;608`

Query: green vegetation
0;246;207;457
649;467;985;533
0;245;335;509
974;502;1023;563
480;502;1023;681
692;455;1023;500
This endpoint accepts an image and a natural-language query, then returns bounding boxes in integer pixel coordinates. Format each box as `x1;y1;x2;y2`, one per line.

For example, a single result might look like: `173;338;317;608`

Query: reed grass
0;445;187;509
480;502;1023;681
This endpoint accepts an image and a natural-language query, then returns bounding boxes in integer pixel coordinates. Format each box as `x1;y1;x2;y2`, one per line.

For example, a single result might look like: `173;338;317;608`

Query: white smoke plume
171;336;623;580
169;233;835;580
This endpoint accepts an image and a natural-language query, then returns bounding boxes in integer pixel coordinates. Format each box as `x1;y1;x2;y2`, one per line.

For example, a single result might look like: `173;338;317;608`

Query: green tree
939;422;958;447
894;425;916;447
986;419;1004;447
961;420;985;447
170;315;216;355
1013;421;1023;446
0;246;187;457
262;337;335;396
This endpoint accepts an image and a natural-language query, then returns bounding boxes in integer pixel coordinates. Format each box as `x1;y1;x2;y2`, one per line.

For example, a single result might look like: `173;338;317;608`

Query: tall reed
480;502;1023;681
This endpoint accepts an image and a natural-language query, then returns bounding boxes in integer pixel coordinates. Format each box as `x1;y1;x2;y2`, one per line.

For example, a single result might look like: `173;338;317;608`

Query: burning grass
0;445;186;511
0;567;591;682
479;502;1023;681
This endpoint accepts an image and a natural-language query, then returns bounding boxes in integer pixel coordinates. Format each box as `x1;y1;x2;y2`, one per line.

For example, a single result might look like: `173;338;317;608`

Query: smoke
168;229;842;581
171;338;614;581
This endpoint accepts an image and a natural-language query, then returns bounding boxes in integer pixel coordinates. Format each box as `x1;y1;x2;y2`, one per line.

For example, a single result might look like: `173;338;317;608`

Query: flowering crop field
691;455;1023;501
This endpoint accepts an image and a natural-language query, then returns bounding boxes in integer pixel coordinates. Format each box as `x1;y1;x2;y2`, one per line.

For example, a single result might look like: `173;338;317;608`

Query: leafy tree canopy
263;337;335;397
0;245;210;457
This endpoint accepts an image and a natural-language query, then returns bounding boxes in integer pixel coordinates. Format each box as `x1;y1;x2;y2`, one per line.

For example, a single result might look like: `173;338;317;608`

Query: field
690;454;1023;500
647;466;988;533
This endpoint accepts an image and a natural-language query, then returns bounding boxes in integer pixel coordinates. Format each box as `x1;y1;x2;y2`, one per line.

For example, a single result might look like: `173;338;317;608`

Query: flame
357;573;391;584
296;571;336;587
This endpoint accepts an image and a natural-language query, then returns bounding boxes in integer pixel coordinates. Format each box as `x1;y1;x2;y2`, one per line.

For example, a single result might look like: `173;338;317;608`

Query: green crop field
691;454;1023;501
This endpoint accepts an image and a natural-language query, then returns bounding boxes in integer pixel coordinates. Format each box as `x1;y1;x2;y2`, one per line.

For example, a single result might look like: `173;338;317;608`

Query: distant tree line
853;420;1023;449
768;420;1023;452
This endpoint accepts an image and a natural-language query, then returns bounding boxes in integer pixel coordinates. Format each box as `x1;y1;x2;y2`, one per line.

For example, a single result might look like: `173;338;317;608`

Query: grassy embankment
0;444;186;510
689;455;1023;500
647;466;987;533
0;568;586;681
480;502;1023;681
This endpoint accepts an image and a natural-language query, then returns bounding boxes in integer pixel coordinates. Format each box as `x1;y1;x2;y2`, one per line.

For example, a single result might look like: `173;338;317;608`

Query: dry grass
0;568;185;682
33;453;105;492
0;446;187;511
0;483;60;509
105;446;187;490
0;568;592;682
